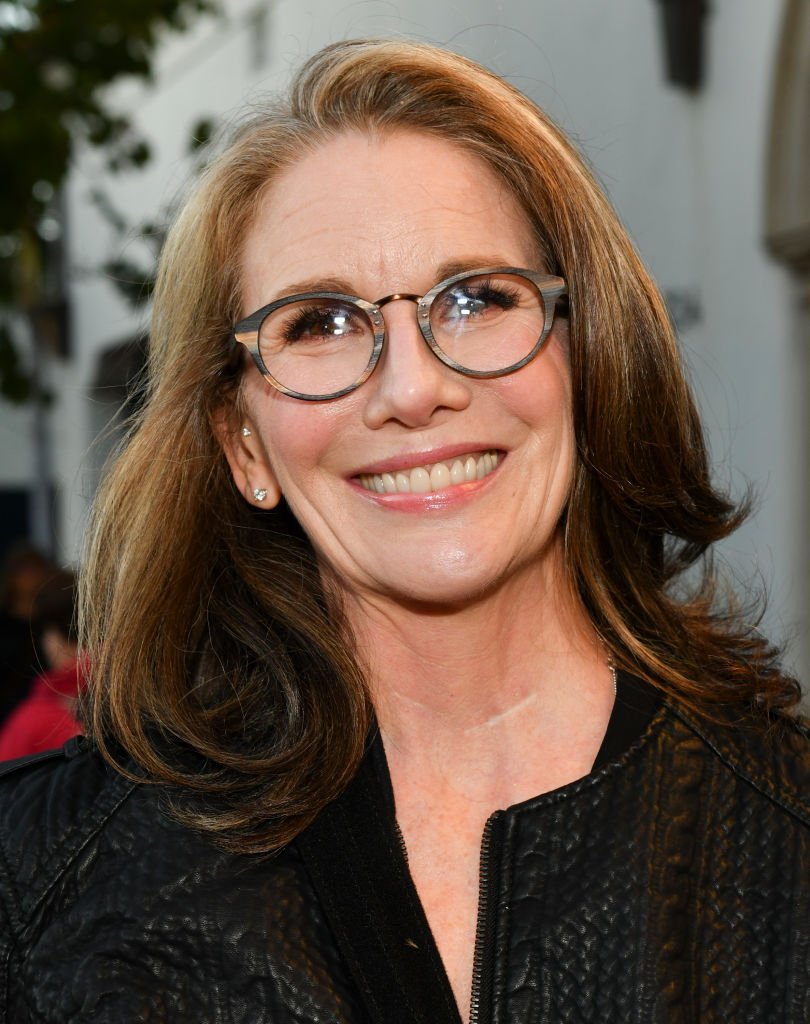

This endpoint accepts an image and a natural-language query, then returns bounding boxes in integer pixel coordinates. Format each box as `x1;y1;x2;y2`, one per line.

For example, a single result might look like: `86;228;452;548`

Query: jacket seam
0;776;136;1020
25;775;138;928
638;754;663;1024
785;815;808;1021
0;832;22;1018
0;747;68;779
689;746;717;1021
669;706;810;828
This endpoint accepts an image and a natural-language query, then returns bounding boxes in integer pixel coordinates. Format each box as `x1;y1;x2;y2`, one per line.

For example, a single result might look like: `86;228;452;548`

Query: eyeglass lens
256;271;548;397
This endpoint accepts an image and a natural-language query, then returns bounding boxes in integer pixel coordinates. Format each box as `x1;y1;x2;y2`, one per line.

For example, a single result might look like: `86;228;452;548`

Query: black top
594;671;661;768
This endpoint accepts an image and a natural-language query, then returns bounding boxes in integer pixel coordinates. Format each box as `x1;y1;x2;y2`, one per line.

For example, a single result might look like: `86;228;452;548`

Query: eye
436;279;521;322
279;302;367;344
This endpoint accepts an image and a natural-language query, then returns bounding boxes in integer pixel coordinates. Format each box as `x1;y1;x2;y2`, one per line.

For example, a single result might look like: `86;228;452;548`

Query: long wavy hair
81;38;801;853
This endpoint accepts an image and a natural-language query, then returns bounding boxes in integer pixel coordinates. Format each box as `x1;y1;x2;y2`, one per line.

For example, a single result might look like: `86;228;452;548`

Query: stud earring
253;488;268;502
241;426;252;437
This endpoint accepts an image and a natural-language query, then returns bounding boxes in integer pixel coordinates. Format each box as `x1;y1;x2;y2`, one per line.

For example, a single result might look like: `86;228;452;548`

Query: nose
361;299;472;429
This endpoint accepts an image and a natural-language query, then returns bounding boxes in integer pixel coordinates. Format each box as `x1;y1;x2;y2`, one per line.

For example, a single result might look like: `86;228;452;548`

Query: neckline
369;669;662;821
296;671;664;1024
593;669;662;769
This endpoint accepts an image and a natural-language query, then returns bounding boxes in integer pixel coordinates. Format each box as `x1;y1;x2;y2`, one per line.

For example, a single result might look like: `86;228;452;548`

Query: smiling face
224;130;575;610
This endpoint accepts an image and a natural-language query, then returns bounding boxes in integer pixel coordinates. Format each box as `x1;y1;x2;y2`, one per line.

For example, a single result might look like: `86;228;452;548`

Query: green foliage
0;0;217;401
188;116;216;154
89;114;215;311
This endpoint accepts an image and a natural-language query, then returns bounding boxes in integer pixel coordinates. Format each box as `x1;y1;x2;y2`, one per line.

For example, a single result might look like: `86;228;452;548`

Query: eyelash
445;281;521;310
280;304;357;343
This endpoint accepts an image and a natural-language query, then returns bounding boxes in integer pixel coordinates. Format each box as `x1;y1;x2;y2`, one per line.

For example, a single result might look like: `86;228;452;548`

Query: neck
343;555;610;760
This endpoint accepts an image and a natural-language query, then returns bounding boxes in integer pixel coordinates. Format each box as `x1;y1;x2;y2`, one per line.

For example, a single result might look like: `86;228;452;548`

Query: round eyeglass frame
231;266;568;402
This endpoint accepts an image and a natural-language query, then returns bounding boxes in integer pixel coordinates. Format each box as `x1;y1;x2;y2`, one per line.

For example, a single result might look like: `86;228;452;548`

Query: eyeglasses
232;266;568;402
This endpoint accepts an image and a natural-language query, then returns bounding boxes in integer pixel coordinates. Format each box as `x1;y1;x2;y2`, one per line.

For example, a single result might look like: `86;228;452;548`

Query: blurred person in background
0;39;807;1023
0;568;84;759
0;543;57;726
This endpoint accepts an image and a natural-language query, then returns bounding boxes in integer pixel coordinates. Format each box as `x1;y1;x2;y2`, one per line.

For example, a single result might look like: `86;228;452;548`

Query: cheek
258;412;320;490
246;376;356;492
498;347;577;511
500;344;574;440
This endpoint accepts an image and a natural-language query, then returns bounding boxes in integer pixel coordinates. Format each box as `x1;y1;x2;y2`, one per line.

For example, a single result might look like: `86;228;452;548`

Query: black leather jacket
0;693;808;1023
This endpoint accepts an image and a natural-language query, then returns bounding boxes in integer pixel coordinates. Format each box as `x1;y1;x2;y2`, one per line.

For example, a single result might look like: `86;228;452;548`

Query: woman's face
227;130;575;609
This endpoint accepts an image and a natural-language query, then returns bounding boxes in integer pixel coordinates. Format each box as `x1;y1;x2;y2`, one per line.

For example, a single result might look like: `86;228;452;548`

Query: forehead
238;129;538;307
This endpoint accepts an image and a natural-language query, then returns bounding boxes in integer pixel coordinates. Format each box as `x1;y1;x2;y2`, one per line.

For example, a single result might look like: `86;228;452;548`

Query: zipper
468;810;505;1024
393;818;410;864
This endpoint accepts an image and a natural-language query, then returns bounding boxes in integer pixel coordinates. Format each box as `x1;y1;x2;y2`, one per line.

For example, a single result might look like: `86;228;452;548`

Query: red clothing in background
0;659;84;760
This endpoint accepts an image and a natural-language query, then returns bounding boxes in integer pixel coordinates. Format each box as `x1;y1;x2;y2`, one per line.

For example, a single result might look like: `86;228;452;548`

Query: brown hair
81;39;801;853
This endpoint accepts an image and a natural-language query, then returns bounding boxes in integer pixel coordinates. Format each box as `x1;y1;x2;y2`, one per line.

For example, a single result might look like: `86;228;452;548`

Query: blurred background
1;0;808;688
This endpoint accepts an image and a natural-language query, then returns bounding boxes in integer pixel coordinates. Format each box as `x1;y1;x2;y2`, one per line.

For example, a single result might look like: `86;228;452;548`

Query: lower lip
349;458;504;512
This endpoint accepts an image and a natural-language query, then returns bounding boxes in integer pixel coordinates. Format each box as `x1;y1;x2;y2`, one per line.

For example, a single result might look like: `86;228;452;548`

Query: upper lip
350;443;506;477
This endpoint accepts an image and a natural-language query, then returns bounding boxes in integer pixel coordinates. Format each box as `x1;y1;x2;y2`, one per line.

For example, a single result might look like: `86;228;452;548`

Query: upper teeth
359;451;501;495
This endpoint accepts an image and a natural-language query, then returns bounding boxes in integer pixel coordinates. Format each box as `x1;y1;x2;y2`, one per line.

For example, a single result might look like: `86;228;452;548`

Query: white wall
0;404;34;484
56;0;805;677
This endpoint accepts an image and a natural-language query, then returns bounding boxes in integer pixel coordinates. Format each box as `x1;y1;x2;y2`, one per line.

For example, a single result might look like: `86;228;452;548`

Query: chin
370;557;521;612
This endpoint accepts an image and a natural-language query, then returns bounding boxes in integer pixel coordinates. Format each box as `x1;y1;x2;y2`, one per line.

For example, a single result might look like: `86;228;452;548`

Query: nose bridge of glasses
370;290;447;383
373;291;431;349
375;292;422;310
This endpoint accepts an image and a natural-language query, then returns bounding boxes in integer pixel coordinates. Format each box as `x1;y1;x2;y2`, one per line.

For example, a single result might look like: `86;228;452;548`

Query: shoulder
0;738;138;920
665;702;810;827
0;738;317;925
0;742;360;1021
0;735;133;822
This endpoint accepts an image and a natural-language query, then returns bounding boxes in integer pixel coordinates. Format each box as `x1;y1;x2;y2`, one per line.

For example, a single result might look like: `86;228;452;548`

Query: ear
214;410;282;509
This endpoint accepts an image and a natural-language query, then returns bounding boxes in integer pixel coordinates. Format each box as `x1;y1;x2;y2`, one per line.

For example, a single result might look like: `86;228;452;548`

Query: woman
0;39;807;1023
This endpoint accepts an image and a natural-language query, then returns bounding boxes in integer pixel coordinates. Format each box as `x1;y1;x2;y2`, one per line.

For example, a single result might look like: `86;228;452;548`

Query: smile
357;450;501;495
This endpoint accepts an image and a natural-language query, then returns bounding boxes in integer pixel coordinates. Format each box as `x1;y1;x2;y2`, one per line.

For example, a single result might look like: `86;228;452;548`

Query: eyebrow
272;256;523;302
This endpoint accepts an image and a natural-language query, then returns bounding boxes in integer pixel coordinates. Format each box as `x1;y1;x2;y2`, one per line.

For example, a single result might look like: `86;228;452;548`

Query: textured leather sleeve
0;744;368;1023
0;744;136;1021
0;797;22;1022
